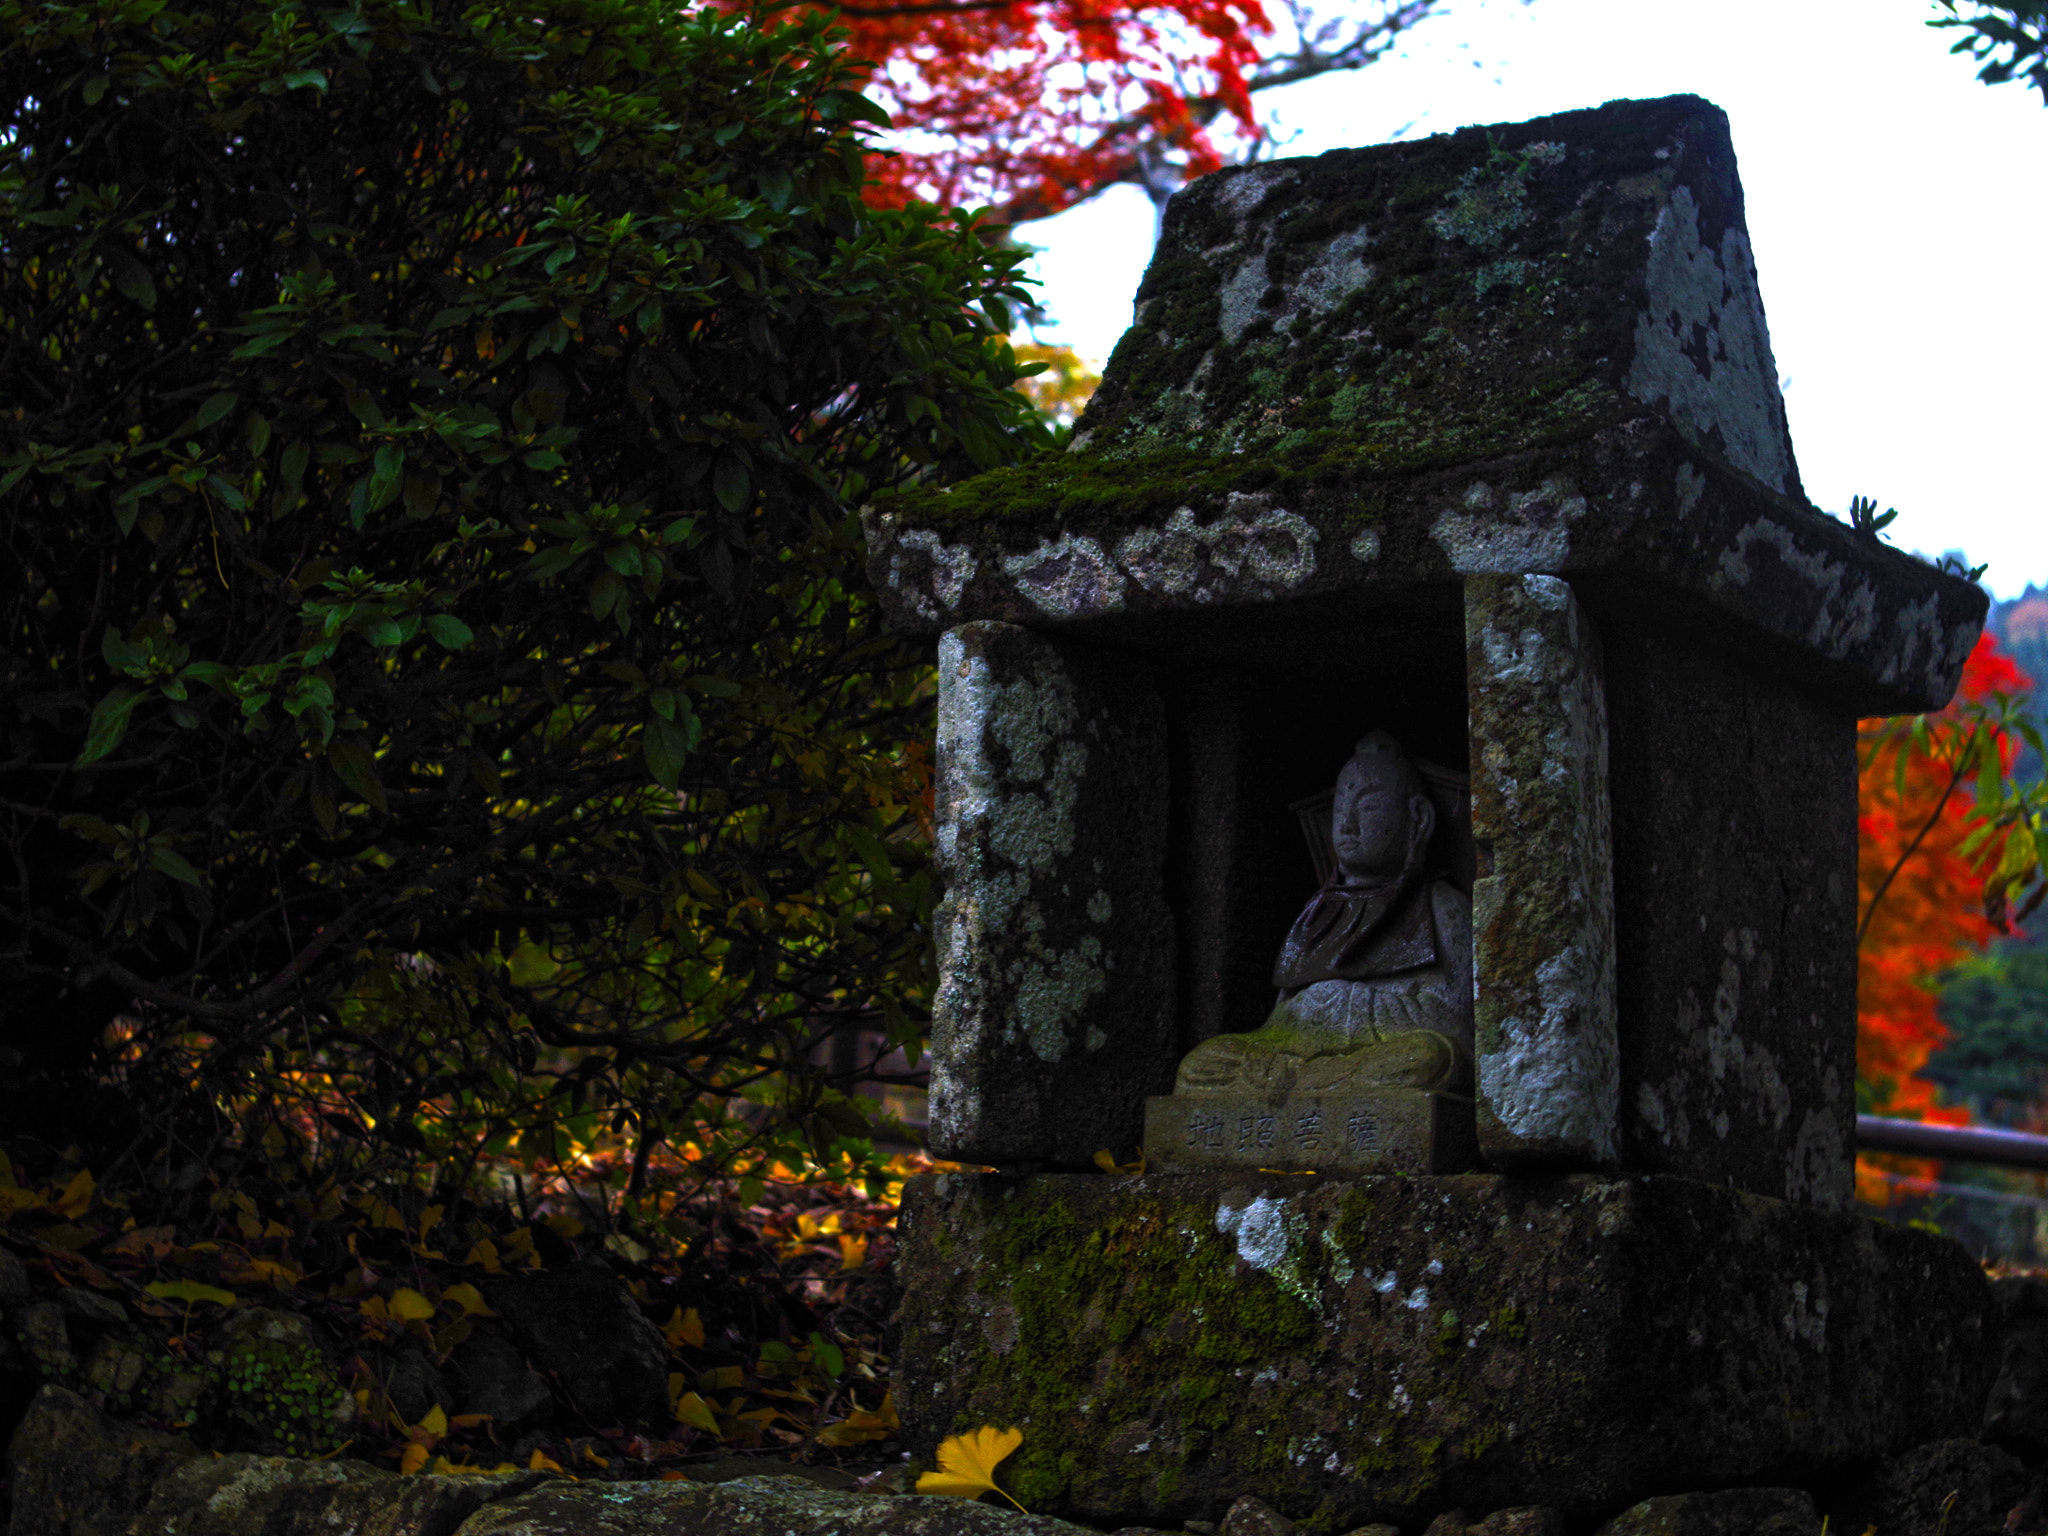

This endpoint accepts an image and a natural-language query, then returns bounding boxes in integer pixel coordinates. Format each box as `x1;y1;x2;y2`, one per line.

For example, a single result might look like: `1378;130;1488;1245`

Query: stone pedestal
895;1171;1992;1532
1143;1090;1477;1174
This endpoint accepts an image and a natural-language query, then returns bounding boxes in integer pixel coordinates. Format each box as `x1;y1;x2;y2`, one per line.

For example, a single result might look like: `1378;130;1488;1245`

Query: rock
1471;1510;1564;1536
1832;1437;2027;1536
1421;1512;1469;1536
55;1290;127;1329
11;1302;78;1386
364;1343;454;1426
80;1331;208;1427
1593;1487;1819;1536
1221;1494;1297;1536
0;1248;30;1307
205;1306;355;1457
457;1472;1137;1534
127;1451;549;1536
448;1322;556;1437
1337;1527;1402;1536
1986;1276;2048;1456
485;1262;670;1429
4;1383;199;1536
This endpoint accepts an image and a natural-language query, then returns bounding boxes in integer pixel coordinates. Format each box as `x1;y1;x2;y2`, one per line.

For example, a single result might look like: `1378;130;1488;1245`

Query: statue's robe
1175;870;1473;1096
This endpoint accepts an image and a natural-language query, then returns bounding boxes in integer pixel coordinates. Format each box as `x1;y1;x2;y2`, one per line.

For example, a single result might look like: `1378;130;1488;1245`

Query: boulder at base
895;1170;1990;1530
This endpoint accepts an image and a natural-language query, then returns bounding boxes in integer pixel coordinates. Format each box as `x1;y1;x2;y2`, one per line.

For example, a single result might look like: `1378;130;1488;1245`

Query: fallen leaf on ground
917;1424;1026;1511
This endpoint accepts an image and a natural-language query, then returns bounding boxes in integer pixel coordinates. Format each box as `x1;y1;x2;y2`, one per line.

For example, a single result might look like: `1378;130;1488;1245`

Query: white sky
1017;0;2048;600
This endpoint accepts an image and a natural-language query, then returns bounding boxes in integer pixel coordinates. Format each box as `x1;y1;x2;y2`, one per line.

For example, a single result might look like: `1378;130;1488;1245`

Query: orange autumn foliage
1856;631;2031;1200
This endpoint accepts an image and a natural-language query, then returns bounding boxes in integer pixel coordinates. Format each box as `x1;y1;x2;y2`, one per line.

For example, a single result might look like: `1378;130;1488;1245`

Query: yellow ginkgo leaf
1092;1149;1144;1176
663;1305;705;1349
145;1279;238;1308
916;1425;1026;1512
442;1282;494;1318
673;1390;720;1435
390;1287;436;1322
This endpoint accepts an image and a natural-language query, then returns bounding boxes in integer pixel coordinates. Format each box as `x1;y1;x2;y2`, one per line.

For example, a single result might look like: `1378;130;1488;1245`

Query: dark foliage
0;0;1041;1194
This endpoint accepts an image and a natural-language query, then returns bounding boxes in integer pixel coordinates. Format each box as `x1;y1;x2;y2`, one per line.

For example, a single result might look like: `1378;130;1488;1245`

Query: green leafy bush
0;0;1040;1198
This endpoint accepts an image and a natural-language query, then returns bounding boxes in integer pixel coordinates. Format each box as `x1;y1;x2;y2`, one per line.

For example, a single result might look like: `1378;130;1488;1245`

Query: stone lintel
868;426;1982;717
1143;1090;1477;1175
896;1170;1992;1533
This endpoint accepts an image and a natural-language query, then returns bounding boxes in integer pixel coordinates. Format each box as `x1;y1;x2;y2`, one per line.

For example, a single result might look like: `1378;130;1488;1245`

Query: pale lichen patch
1624;185;1798;496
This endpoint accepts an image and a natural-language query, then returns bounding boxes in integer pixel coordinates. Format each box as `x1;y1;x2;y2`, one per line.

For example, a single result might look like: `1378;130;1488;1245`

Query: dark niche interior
1158;589;1470;1053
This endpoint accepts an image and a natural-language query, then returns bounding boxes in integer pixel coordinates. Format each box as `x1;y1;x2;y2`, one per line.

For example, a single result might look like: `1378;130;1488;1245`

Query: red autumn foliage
1856;631;2031;1199
798;0;1272;222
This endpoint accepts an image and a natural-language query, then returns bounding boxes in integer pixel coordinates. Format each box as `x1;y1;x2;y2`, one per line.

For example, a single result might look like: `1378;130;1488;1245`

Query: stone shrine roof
867;95;1985;717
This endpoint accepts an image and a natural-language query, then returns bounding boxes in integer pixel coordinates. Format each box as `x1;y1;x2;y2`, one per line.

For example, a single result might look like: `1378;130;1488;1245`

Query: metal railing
1857;1114;2048;1172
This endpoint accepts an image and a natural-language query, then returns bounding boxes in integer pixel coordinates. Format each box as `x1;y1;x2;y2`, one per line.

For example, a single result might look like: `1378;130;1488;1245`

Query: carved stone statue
1175;731;1474;1097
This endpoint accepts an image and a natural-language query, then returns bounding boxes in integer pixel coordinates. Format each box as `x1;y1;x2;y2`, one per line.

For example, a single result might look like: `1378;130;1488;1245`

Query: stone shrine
870;96;1994;1531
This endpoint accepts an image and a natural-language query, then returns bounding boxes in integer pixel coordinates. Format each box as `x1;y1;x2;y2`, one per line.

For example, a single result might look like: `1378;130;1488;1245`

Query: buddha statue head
1331;731;1437;890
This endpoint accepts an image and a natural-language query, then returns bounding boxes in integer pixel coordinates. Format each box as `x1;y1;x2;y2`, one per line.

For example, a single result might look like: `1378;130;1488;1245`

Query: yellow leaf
145;1279;238;1308
916;1425;1027;1511
663;1305;706;1349
1092;1149;1143;1176
443;1282;494;1317
837;1233;868;1271
673;1390;720;1434
390;1287;436;1321
528;1448;565;1474
417;1403;448;1439
400;1442;429;1475
53;1168;94;1217
465;1237;501;1271
817;1392;901;1446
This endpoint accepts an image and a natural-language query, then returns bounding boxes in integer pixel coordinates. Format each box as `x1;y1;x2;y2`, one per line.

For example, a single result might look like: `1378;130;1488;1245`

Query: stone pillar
1466;574;1620;1168
929;620;1177;1167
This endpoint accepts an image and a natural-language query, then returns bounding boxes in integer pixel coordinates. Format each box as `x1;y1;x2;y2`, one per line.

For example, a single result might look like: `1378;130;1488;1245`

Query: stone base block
895;1171;1991;1533
1143;1091;1476;1174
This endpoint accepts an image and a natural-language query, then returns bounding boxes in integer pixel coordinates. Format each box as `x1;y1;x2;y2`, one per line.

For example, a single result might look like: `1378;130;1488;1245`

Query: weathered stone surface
866;98;1983;717
1468;1509;1563;1536
1221;1493;1297;1535
363;1343;455;1427
457;1474;1120;1535
1592;1488;1818;1536
448;1322;555;1437
0;1247;30;1307
895;1171;1991;1531
485;1261;670;1428
1603;628;1857;1208
1984;1275;2048;1456
127;1453;547;1536
1464;573;1617;1169
929;620;1177;1167
5;1384;199;1536
1831;1438;2027;1536
1144;1090;1474;1175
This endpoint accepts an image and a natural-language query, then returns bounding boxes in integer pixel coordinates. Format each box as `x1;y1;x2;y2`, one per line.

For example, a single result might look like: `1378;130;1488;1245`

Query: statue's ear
1408;793;1436;858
